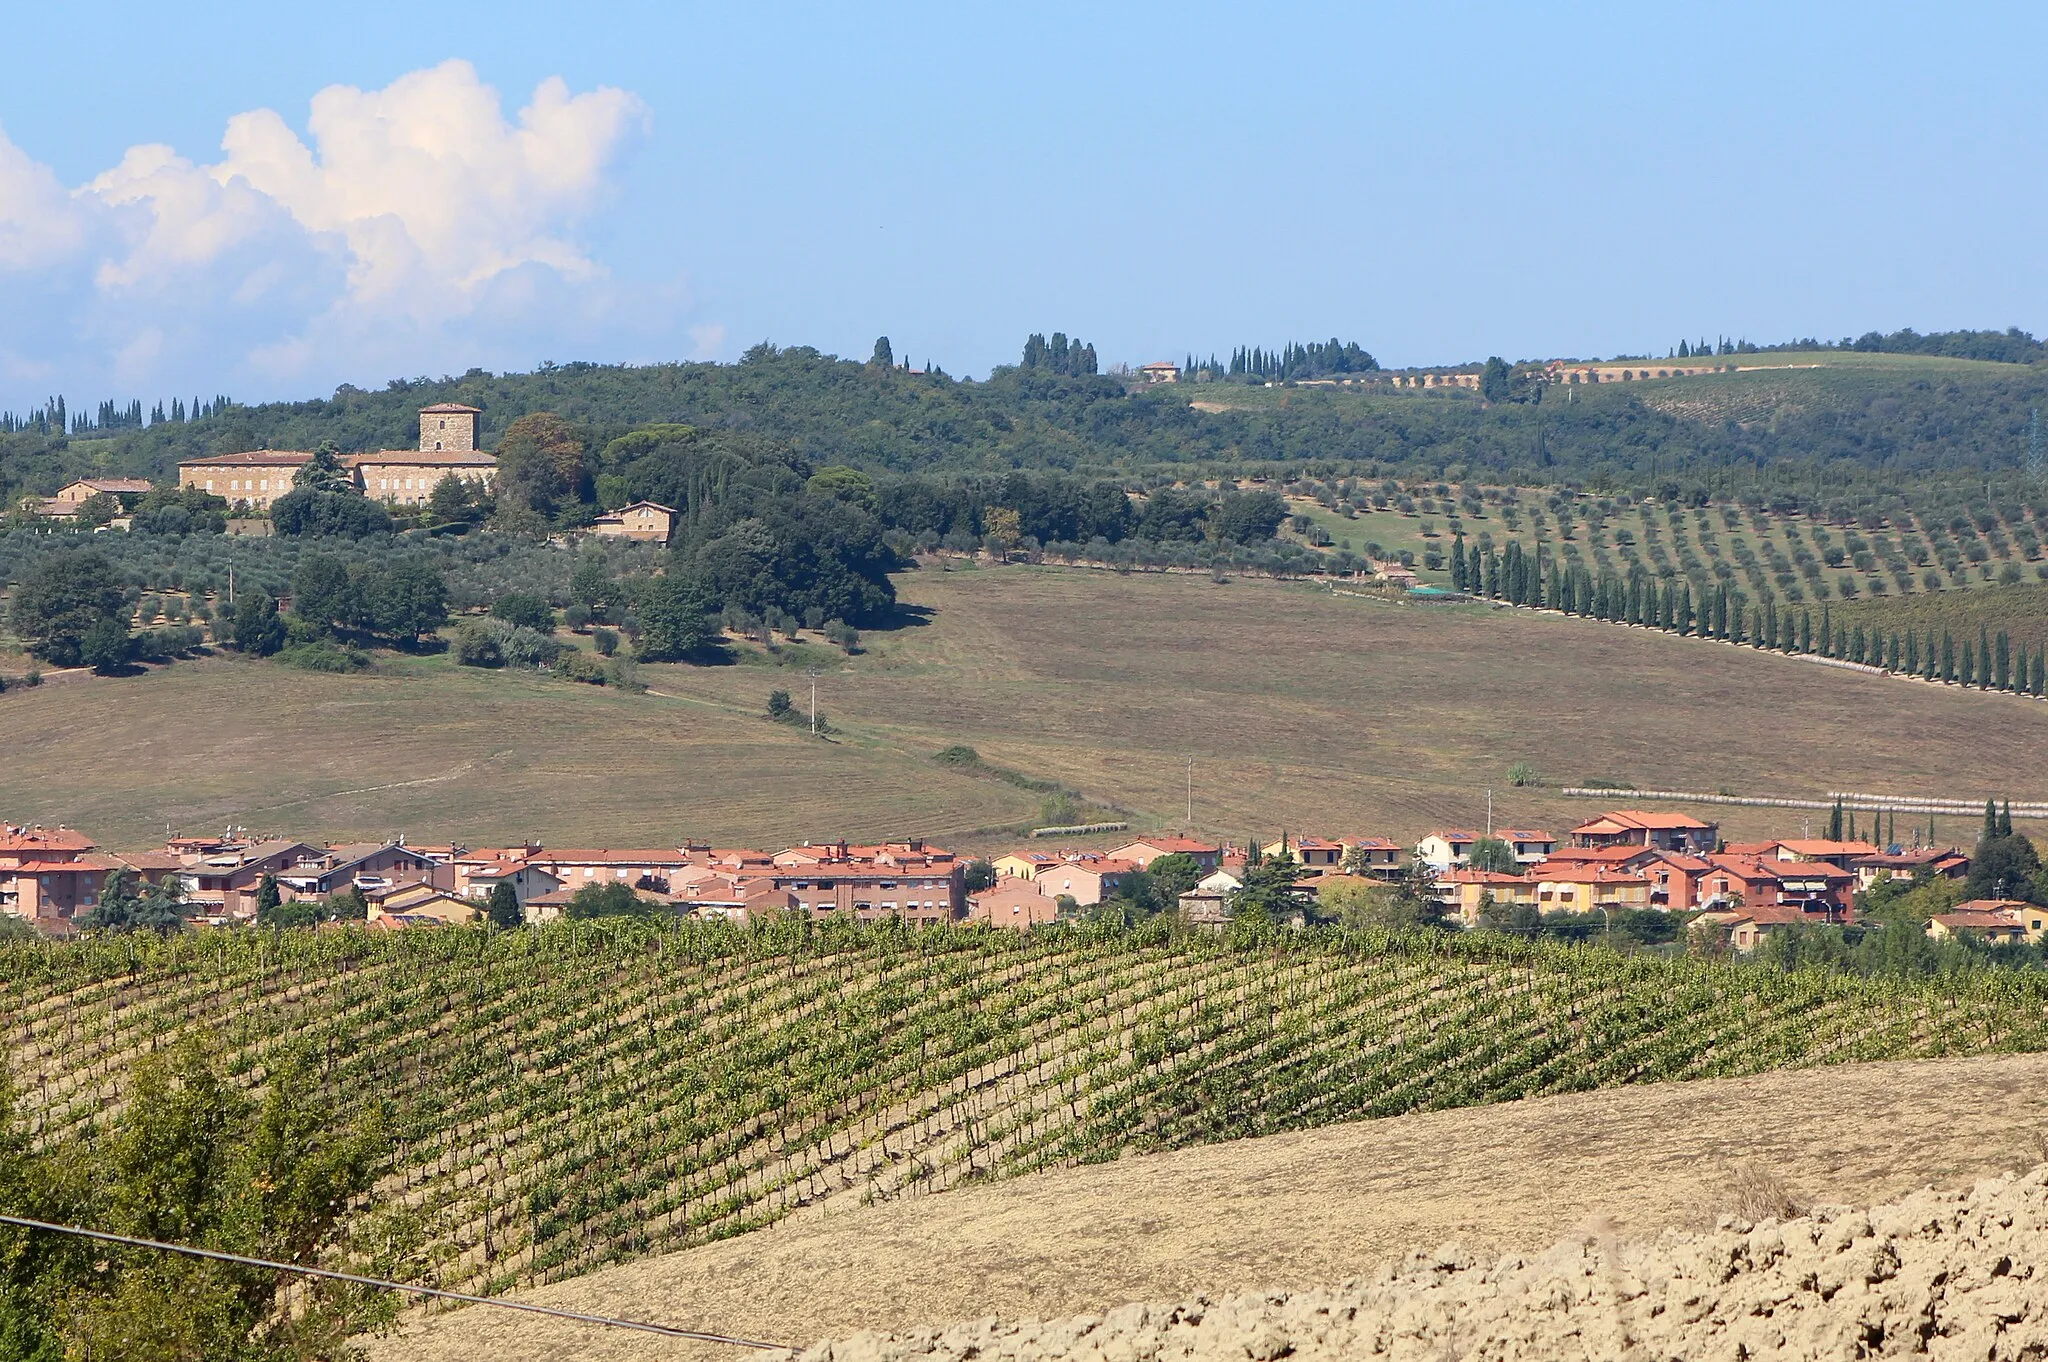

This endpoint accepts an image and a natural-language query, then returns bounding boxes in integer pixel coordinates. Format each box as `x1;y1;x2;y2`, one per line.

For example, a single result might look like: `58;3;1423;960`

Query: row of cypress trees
1449;533;2048;697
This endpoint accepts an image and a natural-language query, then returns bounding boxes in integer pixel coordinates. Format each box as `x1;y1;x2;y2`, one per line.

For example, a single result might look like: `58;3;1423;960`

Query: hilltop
7;340;2048;510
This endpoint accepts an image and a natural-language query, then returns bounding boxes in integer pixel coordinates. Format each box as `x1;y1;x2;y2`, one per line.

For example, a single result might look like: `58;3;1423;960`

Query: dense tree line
1227;338;1377;381
8;345;2048;524
1449;527;2048;697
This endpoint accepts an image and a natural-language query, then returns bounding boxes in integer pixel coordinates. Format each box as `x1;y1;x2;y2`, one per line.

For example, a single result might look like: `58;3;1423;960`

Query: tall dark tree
8;549;127;667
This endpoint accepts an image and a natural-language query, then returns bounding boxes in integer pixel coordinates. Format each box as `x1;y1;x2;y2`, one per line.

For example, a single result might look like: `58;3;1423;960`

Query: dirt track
361;1053;2048;1362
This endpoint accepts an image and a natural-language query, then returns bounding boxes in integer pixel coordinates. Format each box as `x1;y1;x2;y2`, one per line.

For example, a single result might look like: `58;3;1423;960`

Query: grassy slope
8;564;2047;850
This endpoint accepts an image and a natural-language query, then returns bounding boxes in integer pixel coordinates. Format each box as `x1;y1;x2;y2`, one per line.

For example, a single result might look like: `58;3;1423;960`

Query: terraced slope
7;922;2048;1303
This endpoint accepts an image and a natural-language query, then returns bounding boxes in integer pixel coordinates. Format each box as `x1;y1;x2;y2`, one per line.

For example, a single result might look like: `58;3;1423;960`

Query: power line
0;1214;786;1349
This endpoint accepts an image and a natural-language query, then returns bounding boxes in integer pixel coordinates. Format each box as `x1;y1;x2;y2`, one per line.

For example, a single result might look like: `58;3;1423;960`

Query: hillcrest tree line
8;327;2048;525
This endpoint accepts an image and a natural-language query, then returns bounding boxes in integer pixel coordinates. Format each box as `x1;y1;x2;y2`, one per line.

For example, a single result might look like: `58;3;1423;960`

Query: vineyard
7;921;2048;1305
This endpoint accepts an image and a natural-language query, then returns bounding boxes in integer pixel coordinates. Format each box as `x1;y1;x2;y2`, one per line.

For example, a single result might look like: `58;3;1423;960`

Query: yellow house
992;852;1057;882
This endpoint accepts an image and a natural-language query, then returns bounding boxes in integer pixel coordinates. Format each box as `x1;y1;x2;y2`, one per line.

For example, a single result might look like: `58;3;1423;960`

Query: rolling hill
4;564;2047;851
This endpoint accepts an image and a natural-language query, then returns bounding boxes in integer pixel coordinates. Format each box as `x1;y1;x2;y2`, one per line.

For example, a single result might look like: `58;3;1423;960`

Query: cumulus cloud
0;61;687;409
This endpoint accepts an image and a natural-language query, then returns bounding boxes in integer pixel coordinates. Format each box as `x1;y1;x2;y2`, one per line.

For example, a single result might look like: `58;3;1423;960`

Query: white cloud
0;61;685;408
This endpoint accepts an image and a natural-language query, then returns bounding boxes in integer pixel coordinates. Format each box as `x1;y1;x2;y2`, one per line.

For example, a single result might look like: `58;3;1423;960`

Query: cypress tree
1888;631;1901;672
2000;801;2015;838
1798;610;1812;654
1941;631;1956;682
1851;624;1866;664
1836;626;1849;659
1679;583;1694;635
1451;535;1468;590
1763;596;1778;651
1962;640;1976;688
1849;810;1859;843
1996;631;2011;690
1980;627;1994;689
1906;631;1919;676
1984;798;1999;842
1828;798;1844;841
1820;606;1833;656
2032;649;2045;696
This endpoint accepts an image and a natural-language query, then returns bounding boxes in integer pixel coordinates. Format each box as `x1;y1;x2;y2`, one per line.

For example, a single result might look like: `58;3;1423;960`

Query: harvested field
797;1167;2048;1361
360;1051;2048;1362
4;565;2047;848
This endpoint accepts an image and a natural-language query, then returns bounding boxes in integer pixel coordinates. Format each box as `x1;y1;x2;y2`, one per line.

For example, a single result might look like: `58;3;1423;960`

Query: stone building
178;405;497;510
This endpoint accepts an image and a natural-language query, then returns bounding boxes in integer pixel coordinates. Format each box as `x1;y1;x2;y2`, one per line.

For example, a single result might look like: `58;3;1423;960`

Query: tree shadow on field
875;602;936;631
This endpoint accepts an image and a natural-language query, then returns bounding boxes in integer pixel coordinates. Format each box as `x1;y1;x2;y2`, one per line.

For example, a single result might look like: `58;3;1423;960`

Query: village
2;807;2038;949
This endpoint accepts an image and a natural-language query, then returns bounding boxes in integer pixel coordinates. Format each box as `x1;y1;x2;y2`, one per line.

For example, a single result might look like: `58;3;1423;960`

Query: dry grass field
361;1051;2048;1362
3;563;2045;850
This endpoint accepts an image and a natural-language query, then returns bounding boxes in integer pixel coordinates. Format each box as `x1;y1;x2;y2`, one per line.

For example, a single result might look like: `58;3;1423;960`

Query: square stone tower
417;403;482;453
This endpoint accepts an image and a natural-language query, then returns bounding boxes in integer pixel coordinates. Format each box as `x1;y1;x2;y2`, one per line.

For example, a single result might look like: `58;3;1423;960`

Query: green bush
277;640;371;672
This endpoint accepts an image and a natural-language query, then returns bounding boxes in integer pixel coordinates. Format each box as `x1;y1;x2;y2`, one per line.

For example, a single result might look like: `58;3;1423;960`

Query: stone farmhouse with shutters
178;404;496;510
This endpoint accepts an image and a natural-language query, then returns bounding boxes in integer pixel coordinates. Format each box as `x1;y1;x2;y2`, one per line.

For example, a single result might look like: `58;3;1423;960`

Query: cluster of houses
2;809;2038;949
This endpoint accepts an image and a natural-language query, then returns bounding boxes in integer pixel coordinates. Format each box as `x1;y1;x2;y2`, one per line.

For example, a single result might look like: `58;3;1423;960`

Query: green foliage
270;487;392;538
6;919;2048;1313
0;1039;387;1361
564;881;655;920
8;549;126;667
77;871;184;934
633;573;715;661
486;881;523;929
230;593;286;656
78;613;134;674
489;591;554;632
1467;836;1520;873
451;617;559;670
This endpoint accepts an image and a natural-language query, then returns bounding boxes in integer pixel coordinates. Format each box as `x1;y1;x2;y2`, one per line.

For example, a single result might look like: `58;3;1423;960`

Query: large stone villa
177;403;496;509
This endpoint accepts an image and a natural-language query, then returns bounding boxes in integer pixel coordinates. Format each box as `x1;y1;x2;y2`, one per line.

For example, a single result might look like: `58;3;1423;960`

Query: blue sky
1;1;2043;408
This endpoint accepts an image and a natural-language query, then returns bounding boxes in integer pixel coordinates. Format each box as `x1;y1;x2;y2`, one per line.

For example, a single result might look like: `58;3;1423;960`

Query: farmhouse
590;501;679;544
1414;830;1479;871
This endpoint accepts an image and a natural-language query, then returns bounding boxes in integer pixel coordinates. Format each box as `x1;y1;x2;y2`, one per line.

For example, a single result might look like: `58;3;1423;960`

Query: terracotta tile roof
1114;836;1220;854
177;450;316;468
0;827;96;854
347;450;496;467
1573;810;1714;832
71;478;154;494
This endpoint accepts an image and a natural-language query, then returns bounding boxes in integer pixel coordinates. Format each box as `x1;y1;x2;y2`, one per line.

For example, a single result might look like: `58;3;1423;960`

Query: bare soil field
361;1052;2048;1362
3;565;2045;848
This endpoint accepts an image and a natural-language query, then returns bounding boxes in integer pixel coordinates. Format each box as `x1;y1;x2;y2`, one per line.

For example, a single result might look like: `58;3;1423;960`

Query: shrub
1507;761;1542;787
767;689;793;719
592;626;619;656
277;641;370;672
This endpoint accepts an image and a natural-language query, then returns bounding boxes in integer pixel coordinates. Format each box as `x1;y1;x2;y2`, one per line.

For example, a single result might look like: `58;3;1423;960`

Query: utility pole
807;667;819;736
1485;786;1493;837
227;562;234;608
